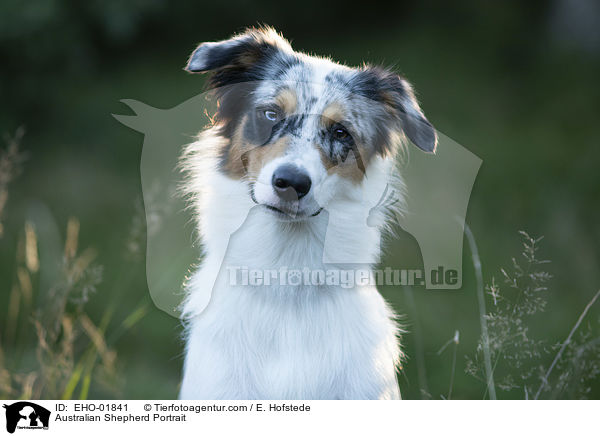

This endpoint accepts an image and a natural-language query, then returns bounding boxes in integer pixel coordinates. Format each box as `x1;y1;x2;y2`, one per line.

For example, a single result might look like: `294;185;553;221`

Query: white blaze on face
252;143;327;212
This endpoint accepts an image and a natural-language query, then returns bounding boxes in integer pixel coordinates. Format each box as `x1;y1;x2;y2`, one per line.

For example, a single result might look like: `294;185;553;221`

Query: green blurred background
1;0;599;399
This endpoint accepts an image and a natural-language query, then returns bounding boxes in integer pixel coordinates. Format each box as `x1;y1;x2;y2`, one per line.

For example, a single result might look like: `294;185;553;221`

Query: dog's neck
227;209;381;270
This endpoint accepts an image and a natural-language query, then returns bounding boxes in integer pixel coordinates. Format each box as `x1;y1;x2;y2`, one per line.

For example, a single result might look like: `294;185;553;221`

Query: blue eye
264;110;278;122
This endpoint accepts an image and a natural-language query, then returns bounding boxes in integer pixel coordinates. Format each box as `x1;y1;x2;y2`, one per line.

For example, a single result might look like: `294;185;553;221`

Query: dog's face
186;27;436;221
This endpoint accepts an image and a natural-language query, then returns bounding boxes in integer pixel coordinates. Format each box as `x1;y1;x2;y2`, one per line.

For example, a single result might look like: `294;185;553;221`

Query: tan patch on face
221;114;291;180
245;136;289;178
275;88;297;114
220;115;249;178
316;102;372;184
315;100;373;184
321;102;345;127
316;144;369;184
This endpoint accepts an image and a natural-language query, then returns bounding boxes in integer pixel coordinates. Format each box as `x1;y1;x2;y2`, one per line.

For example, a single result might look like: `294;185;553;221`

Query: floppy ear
185;27;292;88
393;77;437;153
355;67;437;153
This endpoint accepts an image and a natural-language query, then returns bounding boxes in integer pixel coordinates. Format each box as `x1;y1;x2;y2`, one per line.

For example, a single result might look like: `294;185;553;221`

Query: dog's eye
264;110;279;122
332;126;350;140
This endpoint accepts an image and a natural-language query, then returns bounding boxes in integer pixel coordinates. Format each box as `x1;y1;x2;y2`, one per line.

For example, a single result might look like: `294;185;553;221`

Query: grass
465;224;496;400
534;289;600;399
398;228;600;400
464;231;600;399
437;330;460;400
0;215;149;400
0;131;150;400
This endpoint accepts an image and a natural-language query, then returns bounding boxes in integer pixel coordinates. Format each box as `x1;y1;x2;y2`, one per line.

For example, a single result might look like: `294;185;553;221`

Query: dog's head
186;27;436;221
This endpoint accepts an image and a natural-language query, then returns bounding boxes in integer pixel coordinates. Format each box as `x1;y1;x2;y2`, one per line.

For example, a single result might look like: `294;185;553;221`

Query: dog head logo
114;27;482;317
3;402;50;434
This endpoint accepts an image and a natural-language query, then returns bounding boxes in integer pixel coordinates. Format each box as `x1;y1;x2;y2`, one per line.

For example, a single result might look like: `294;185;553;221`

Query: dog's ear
185;27;292;87
355;67;437;153
392;77;437;153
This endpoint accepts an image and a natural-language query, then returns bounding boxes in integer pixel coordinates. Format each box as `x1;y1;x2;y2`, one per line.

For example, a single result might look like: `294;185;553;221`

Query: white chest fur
179;147;402;399
179;208;401;399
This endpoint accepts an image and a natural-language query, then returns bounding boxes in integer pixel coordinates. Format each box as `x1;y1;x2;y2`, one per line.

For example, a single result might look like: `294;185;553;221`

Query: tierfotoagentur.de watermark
227;265;459;288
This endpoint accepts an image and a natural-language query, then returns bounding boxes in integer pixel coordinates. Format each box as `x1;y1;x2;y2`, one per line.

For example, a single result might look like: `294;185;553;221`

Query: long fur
178;27;436;400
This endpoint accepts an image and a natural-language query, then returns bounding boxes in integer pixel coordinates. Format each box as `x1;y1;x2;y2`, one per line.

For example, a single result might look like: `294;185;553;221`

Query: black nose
272;164;312;200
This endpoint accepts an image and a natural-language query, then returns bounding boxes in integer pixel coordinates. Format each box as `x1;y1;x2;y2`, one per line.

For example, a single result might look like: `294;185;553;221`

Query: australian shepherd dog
178;27;437;399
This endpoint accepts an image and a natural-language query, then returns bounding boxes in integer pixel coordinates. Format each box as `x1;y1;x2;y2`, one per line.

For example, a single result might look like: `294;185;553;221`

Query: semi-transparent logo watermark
114;81;482;317
227;266;458;288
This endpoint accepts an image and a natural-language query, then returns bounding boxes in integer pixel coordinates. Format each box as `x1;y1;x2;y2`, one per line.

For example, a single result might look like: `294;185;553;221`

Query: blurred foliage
0;208;146;400
466;232;600;399
1;1;599;399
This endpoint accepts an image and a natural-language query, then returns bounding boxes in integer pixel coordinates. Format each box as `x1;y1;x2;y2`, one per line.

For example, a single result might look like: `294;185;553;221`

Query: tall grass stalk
447;331;459;400
464;224;497;400
437;330;460;400
533;289;600;400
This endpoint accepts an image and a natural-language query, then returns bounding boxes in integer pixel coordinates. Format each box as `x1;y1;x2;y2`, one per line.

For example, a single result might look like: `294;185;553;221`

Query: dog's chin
260;203;323;222
250;188;322;222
